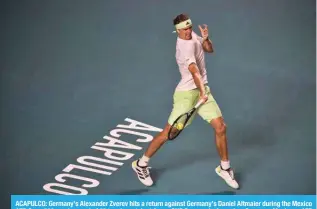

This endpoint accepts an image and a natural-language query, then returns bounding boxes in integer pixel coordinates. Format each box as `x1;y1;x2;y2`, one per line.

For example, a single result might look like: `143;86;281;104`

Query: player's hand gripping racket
167;98;205;141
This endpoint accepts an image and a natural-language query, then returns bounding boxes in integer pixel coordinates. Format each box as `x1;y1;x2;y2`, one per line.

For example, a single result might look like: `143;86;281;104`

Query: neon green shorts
168;85;222;127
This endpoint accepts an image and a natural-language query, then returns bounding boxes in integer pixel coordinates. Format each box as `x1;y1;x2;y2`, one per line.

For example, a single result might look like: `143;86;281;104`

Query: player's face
178;26;192;40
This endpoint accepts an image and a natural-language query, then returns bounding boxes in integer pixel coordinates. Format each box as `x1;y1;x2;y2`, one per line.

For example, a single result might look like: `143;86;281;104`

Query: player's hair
173;14;190;25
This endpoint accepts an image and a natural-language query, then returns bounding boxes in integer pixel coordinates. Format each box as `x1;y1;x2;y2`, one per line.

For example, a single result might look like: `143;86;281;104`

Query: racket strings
169;114;188;139
175;114;187;127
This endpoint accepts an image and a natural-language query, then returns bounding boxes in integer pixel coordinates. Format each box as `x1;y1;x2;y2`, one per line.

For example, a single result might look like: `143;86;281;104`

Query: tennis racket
167;98;205;141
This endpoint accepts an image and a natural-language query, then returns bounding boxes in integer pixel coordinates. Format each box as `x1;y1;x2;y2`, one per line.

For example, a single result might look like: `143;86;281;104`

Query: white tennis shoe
215;165;239;189
132;160;153;187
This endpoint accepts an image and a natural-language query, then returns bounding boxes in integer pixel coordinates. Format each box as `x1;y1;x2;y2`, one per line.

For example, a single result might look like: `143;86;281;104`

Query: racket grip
194;99;204;108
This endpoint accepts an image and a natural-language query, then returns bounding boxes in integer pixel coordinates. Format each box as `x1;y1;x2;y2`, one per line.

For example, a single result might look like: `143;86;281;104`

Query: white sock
138;155;150;167
221;160;230;170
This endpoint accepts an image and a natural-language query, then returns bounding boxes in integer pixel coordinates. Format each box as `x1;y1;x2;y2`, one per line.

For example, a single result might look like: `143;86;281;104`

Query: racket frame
167;99;205;141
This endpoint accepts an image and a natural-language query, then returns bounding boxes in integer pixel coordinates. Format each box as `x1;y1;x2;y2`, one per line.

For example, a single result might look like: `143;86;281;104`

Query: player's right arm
188;63;208;102
183;43;208;103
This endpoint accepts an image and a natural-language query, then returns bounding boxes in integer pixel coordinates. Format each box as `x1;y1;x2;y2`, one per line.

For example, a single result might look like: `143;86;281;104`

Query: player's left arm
202;38;213;53
199;24;213;53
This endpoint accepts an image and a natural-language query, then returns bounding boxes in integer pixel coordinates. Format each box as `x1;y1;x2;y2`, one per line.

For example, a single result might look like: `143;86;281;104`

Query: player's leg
143;123;172;160
132;90;196;186
210;117;229;162
197;86;239;189
131;123;171;186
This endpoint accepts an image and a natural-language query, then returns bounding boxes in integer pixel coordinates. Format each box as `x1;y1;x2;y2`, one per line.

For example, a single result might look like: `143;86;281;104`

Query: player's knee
158;124;176;143
213;120;226;136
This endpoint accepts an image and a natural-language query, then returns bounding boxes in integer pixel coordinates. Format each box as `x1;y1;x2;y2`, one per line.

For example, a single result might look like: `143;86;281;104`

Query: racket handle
194;99;204;108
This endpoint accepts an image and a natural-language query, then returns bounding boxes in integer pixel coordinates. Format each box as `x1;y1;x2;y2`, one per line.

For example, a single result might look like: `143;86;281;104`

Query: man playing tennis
132;14;239;189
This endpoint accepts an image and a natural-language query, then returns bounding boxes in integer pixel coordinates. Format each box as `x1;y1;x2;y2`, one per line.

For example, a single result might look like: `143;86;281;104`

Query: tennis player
132;14;239;189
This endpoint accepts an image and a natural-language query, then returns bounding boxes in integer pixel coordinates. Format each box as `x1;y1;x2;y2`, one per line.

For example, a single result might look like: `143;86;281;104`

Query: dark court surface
2;0;316;205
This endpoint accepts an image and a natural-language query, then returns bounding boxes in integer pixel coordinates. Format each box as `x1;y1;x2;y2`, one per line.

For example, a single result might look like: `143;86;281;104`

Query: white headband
172;19;192;33
175;19;192;30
